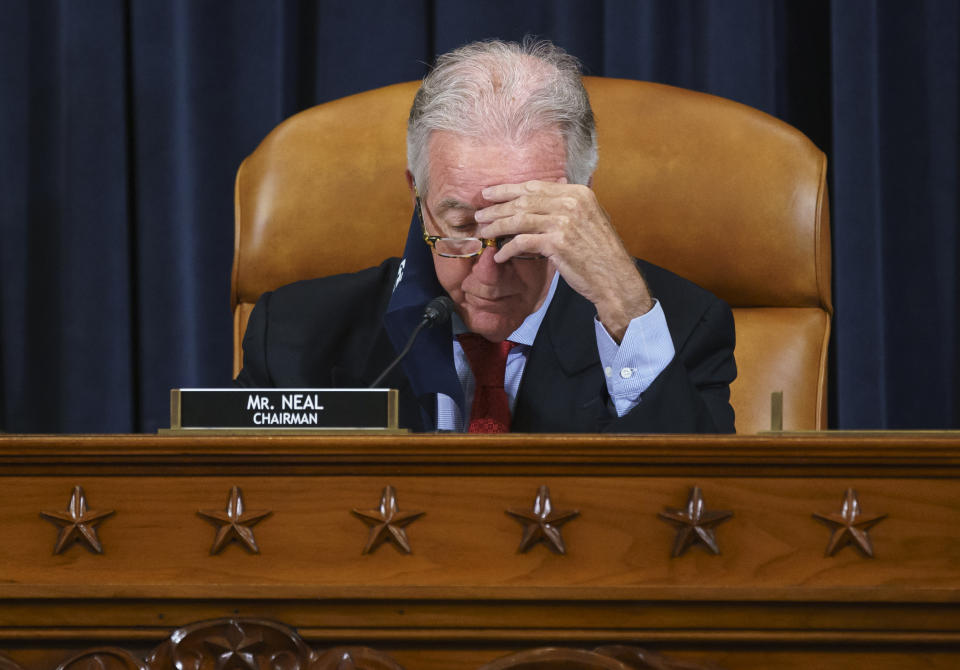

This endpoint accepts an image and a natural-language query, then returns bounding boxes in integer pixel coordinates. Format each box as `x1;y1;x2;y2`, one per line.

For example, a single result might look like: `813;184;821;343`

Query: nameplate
169;388;400;431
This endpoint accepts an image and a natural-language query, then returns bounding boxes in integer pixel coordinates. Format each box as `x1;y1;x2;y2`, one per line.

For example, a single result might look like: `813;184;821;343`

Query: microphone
369;296;454;388
421;295;455;327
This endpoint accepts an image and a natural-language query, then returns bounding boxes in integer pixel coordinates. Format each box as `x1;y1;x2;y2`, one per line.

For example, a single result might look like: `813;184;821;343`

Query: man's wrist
594;300;676;417
595;275;654;343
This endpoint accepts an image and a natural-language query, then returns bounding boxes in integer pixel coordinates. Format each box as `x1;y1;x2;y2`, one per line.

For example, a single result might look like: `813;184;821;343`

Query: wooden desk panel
1;433;958;669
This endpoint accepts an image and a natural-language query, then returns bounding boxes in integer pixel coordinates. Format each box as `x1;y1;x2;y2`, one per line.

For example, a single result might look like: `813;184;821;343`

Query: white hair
407;37;598;195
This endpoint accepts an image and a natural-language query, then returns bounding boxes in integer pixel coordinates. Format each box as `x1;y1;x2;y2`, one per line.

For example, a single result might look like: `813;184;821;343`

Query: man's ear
405;170;417;205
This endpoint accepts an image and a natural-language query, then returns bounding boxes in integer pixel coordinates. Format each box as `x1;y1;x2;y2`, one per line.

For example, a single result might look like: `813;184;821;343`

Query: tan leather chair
232;78;832;433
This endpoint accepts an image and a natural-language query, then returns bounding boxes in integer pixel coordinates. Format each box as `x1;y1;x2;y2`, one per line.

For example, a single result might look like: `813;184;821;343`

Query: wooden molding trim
0;618;715;670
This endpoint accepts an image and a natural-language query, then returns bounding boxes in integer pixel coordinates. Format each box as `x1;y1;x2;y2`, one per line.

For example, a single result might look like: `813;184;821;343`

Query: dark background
1;0;957;433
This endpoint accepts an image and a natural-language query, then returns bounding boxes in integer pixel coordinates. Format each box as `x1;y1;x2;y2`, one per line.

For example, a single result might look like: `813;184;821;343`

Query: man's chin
460;308;524;342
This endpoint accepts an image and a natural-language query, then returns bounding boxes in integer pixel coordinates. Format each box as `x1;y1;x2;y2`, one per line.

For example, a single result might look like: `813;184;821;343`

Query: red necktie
457;334;517;433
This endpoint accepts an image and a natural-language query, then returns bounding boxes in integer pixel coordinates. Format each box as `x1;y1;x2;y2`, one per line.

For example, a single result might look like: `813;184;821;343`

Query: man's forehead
428;128;564;159
424;129;566;205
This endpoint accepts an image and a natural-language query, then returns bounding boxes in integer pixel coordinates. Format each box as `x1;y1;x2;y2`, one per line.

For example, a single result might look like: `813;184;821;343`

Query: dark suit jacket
235;257;737;433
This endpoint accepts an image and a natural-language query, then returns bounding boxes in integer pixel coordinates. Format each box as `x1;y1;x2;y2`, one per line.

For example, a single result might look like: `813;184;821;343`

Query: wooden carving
657;486;732;558
594;645;725;669
39;485;115;554
55;648;146;670
478;647;629;669
197;486;272;554
147;619;313;670
506;485;579;554
0;619;721;670
0;652;24;670
313;647;405;670
479;646;721;669
351;485;424;554
813;488;888;557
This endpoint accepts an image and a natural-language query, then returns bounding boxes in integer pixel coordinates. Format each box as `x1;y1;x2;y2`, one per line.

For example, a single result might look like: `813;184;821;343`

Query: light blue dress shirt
436;272;675;431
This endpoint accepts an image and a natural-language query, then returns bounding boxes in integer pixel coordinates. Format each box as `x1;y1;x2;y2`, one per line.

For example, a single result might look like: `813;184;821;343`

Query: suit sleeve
233;291;273;388
601;295;737;433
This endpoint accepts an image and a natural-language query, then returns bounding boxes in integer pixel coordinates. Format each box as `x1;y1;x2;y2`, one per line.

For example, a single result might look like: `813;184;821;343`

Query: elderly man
236;38;736;433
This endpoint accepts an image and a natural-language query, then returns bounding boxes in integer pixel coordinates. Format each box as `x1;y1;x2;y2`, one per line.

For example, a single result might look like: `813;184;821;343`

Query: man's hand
477;180;654;342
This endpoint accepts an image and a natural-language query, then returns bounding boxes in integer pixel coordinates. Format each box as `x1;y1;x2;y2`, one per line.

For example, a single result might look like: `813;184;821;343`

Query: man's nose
470;244;508;282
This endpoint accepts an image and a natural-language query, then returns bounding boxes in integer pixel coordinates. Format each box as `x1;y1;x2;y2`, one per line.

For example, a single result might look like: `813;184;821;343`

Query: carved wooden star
506;485;579;554
658;486;733;557
813;488;888;557
40;485;115;554
203;621;263;670
197;486;272;554
352;485;425;554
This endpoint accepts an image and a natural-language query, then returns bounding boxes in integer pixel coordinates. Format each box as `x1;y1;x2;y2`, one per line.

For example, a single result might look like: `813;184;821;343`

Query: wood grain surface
1;433;958;669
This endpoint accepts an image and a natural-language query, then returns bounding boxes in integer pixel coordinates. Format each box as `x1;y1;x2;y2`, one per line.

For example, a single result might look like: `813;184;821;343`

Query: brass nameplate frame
169;388;401;432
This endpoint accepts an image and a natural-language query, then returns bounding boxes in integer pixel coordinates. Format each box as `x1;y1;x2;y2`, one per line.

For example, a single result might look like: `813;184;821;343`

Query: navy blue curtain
1;0;957;433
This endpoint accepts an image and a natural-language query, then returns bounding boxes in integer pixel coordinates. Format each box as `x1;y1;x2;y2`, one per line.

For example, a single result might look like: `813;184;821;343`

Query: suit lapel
512;279;611;432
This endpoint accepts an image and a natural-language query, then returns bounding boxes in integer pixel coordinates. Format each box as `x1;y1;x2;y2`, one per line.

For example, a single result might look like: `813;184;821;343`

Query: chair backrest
232;78;832;433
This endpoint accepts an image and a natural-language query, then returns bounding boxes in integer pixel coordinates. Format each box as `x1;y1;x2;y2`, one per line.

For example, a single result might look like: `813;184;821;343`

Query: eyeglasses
415;189;542;260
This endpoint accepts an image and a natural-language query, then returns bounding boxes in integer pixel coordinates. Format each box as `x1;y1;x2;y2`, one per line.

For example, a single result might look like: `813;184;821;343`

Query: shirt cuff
594;300;675;417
